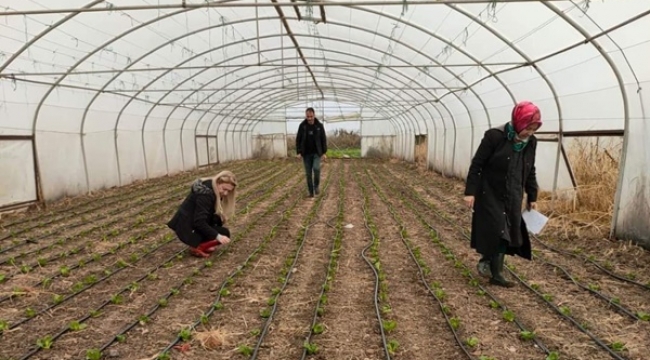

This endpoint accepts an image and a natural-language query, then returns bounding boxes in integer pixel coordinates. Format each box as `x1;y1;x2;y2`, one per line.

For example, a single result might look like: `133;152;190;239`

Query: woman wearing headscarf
463;101;542;287
168;171;238;258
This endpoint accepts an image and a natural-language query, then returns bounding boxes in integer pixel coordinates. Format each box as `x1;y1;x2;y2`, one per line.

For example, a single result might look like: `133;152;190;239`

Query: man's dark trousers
302;154;321;196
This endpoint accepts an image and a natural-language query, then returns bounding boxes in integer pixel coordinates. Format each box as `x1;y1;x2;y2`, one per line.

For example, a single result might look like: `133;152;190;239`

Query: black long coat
464;124;539;260
167;179;229;247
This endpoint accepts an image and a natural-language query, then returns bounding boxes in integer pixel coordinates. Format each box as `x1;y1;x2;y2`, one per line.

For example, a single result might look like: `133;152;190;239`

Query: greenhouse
0;1;649;359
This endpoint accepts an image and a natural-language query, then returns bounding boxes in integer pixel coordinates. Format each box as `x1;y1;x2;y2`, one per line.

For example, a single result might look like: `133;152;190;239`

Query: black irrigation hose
0;162;259;241
380;166;629;360
93;170;305;358
7;231;176;332
369;167;552;355
153;168;310;357
3;169;302;332
250;166;339;359
0;167;289;299
386;167;646;323
354;167;392;360
299;170;344;360
535;257;641;321
0;162;277;255
0;225;161;304
390;163;650;294
532;236;650;292
0;160;266;232
0;162;288;278
362;167;476;360
17;247;188;360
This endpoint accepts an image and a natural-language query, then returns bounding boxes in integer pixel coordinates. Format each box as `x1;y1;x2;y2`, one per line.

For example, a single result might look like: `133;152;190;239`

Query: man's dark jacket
295;118;327;156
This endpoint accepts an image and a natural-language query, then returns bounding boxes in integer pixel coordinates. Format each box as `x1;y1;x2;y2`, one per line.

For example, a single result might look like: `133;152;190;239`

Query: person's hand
527;202;537;211
218;236;231;245
321;154;327;162
463;196;475;209
296;153;301;159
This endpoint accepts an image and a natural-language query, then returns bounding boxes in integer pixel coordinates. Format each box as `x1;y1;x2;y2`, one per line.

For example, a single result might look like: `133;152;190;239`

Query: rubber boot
477;255;491;278
198;240;220;253
489;253;514;288
189;247;209;258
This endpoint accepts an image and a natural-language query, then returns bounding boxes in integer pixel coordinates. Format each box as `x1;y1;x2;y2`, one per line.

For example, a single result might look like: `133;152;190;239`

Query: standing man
295;107;327;197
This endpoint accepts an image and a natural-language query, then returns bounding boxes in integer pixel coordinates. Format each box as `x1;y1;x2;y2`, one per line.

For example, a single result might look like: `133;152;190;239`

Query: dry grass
538;138;621;238
286;129;361;155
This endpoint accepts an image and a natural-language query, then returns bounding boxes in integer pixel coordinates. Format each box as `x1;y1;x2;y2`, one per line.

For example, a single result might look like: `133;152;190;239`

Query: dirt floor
0;158;649;360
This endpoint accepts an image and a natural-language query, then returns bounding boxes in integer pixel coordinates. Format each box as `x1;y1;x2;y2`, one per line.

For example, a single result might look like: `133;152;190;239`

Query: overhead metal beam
0;1;574;16
270;0;323;98
290;0;302;20
1;61;525;77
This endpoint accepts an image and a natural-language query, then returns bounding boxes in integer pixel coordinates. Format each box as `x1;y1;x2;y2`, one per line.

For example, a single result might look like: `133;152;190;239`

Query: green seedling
52;294;64;304
213;302;224;310
25;308;36;318
610;341;626;352
312;323;325;334
546;352;560;360
387;339;399;355
260;308;271;318
158;298;168;307
36;336;53;349
636;311;650;321
70;320;88;331
250;328;261;336
116;334;126;343
238;344;253;356
465;337;479;347
450;317;461;330
502;310;515;322
520;331;536;340
560;306;571;316
382;320;397;332
179;328;192;341
111;294;123;304
303;341;318;355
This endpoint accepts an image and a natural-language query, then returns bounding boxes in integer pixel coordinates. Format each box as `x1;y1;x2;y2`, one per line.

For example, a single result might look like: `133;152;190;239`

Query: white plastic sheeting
0;1;648;246
0;140;37;206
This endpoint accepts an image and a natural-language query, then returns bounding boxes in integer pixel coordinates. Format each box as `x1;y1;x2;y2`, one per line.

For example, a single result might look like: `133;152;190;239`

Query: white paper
522;209;549;235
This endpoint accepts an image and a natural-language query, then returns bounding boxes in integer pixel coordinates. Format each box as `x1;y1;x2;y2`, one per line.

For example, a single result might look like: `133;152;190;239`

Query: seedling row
1;159;649;360
378;162;650;359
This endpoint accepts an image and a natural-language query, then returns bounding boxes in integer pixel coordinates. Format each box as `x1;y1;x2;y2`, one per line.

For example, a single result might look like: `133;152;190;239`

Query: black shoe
489;253;514;288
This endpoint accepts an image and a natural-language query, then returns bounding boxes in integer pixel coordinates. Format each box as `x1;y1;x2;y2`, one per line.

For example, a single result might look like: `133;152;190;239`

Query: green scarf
506;122;528;152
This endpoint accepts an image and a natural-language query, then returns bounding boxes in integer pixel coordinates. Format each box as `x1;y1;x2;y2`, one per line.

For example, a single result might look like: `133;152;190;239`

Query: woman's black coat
167;179;227;247
464;124;539;260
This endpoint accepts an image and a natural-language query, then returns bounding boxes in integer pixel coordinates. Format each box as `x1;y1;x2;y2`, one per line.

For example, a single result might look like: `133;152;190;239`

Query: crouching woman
168;171;237;258
463;101;542;287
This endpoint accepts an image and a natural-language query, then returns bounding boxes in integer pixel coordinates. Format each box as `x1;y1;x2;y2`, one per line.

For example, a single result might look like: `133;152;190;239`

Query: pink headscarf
511;101;542;133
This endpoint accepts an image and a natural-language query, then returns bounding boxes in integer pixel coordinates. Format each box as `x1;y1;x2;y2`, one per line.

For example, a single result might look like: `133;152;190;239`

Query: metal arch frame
541;2;629;237
205;68;424;162
222;76;429;159
151;19;496;172
26;10;502;185
231;88;416;161
446;3;565;203
23;8;502;191
340;4;521;174
11;0;612;200
28;1;241;189
0;0;103;200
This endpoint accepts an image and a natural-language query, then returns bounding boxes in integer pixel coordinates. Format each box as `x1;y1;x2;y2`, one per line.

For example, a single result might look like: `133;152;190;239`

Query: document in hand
522;209;549;235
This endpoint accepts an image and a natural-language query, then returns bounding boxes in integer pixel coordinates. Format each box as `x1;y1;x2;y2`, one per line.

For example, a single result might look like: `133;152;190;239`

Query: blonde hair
204;170;237;224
